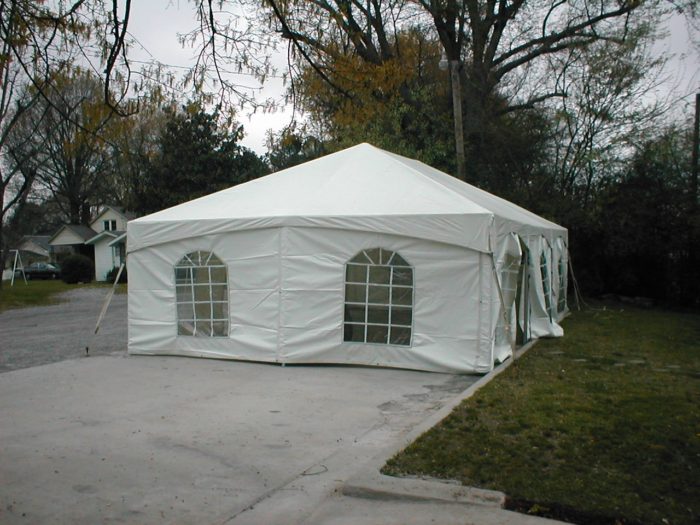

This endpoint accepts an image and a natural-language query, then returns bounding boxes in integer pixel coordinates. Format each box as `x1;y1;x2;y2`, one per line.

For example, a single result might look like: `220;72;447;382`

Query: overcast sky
126;1;699;155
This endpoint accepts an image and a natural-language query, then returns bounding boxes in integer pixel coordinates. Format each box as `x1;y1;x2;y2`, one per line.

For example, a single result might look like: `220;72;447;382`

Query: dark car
19;262;61;280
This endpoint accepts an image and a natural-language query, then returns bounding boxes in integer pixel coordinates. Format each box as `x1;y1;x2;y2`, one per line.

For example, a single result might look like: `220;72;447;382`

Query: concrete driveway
0;354;477;524
0;289;563;525
0;289;481;523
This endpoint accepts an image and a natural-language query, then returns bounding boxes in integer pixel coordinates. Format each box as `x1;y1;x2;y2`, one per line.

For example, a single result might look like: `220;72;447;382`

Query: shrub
106;265;127;284
61;254;94;284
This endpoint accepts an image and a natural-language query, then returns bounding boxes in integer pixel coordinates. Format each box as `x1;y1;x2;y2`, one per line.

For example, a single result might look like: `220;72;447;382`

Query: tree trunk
0;188;5;291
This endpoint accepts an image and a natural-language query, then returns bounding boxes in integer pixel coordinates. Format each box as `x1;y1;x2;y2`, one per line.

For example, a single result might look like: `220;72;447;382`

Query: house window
344;248;413;346
103;220;117;231
174;251;229;337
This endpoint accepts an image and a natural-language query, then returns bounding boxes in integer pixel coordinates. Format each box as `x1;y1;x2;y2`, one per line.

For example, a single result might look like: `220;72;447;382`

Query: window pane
212;321;228;336
194;267;210;284
391;253;409;266
188;251;202;266
346;264;367;283
364;248;380;264
369;265;390;284
177;302;194;320
211;302;228;320
368;285;390;304
345;283;366;303
178;320;194;336
175;267;192;284
391;286;412;306
176;285;192;303
194;302;211;319
380;248;393;265
344;323;365;342
208;253;224;266
366;325;388;344
195;321;212;337
194;285;211;302
211;285;227;302
390;327;411;346
392;307;412;326
392;267;413;286
367;306;389;324
210;266;227;283
344;304;366;323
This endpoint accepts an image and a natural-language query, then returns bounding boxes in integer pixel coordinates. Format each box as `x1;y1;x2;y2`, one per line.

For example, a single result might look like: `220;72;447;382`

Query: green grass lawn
0;280;126;312
383;302;700;524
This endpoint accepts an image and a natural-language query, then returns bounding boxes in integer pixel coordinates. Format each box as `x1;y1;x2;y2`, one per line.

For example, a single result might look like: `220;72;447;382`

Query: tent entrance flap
515;237;531;345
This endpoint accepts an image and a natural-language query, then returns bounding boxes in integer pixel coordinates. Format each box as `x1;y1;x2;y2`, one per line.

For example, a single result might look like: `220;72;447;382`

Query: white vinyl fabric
128;143;568;373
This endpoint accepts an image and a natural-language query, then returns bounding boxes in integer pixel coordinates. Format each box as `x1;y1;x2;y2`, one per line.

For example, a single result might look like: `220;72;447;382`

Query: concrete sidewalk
0;352;565;524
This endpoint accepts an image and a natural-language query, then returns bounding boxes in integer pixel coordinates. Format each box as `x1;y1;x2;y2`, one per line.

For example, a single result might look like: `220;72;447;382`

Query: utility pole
440;52;466;182
692;93;699;213
688;93;699;306
450;60;467;182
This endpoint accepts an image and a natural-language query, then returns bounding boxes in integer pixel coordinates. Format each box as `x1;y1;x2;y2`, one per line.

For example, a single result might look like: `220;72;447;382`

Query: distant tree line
0;0;697;306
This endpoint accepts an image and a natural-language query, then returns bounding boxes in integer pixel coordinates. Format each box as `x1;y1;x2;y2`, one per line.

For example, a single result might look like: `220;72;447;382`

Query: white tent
127;143;568;373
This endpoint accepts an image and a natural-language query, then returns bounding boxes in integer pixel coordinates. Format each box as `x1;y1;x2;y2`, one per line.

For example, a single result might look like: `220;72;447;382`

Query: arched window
344;248;413;346
175;251;228;337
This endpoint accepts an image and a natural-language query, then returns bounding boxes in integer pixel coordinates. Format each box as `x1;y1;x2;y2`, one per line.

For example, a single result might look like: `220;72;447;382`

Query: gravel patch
0;288;127;373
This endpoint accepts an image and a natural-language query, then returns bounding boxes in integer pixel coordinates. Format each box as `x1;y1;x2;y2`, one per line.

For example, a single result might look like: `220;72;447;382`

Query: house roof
85;230;125;245
108;232;126;247
16;236;52;256
129;143;566;254
49;224;98;246
93;205;137;223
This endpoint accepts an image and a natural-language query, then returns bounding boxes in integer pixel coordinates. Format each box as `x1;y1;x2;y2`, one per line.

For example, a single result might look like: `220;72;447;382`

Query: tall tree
548;26;667;210
11;69;118;225
265;127;325;171
596;122;698;305
107;97;174;212
135;102;268;214
0;0;86;282
258;0;682;182
291;29;455;169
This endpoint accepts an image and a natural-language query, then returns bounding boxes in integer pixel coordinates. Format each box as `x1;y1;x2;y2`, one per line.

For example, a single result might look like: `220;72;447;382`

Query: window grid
343;248;413;347
175;251;229;337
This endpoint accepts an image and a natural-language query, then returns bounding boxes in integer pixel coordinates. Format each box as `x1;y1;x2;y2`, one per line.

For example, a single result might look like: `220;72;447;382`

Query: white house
49;224;98;258
85;206;133;281
50;206;133;281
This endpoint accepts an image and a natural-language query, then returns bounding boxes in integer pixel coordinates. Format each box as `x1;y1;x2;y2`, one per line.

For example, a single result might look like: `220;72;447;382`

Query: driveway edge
343;339;539;507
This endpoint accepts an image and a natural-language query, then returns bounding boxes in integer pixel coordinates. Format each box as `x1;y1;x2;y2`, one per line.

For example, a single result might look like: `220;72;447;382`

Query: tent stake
86;263;125;356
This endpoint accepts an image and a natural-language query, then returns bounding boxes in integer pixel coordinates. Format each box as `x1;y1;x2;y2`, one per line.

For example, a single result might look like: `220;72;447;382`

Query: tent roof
130;143;565;253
